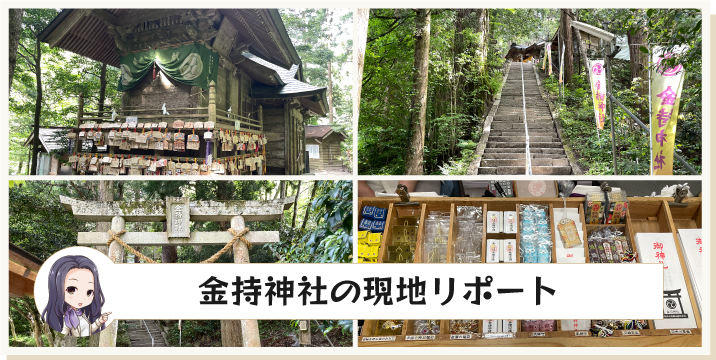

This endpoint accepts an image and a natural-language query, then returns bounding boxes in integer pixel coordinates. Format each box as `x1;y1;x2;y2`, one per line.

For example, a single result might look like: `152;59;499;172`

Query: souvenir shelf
357;196;702;347
68;82;267;175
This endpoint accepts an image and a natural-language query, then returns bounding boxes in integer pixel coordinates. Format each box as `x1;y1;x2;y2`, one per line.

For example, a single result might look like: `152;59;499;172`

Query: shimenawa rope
106;227;251;264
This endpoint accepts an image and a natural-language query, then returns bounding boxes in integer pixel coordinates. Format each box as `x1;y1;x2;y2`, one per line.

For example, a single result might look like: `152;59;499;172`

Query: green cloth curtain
117;43;218;92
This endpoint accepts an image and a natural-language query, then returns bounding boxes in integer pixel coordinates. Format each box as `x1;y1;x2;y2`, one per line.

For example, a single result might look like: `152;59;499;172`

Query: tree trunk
98;63;108;113
573;26;591;82
42;321;54;347
560;9;574;83
291;181;302;228
327;59;334;123
30;37;42;175
30;316;43;347
10;317;17;338
301;181;317;230
8;9;24;92
354;9;370;121
404;9;431;175
274;180;284;199
628;26;649;96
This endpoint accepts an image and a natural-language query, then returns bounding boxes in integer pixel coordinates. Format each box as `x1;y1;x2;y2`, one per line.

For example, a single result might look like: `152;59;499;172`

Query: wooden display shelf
357;196;702;347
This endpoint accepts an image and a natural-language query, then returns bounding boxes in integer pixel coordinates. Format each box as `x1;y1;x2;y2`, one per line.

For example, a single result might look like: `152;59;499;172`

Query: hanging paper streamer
650;46;687;175
117;42;218;92
588;60;607;130
547;43;552;76
206;140;213;166
559;43;565;84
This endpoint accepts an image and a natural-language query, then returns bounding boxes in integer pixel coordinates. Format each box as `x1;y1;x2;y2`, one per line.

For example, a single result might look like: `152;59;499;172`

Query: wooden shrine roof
305;125;347;140
505;42;543;61
38;9;301;70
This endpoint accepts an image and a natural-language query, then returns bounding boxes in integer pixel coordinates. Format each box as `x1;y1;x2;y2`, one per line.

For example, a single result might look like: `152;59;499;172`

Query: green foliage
9;181;88;260
280;9;353;168
10;9;122;174
360;9;510;174
272;181;352;263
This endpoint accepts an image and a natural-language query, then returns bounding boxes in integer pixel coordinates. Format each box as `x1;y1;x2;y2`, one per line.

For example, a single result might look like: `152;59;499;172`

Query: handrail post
605;50;618;175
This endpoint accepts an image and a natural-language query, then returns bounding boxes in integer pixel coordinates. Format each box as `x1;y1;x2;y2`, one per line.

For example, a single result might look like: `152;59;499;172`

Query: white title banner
34;248;664;321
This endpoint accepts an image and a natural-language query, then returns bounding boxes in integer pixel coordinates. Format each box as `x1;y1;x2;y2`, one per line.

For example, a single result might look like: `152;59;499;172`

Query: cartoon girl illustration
41;255;111;336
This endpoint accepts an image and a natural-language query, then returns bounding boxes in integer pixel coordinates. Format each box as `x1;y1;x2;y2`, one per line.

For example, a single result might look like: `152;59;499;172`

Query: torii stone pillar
220;215;261;347
99;216;125;347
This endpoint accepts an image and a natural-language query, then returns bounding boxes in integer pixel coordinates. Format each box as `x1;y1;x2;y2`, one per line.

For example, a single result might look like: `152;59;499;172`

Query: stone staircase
126;320;167;347
478;62;572;175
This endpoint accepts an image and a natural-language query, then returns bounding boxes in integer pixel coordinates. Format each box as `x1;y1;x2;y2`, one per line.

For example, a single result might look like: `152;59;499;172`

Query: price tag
484;333;515;339
621;330;641;336
235;120;240;130
669;329;692;335
405;335;435;341
450;334;472;340
574;331;590;337
361;336;396;342
530;332;546;337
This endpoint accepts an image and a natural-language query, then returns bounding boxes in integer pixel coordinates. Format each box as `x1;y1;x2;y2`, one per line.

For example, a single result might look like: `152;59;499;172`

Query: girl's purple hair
41;255;105;334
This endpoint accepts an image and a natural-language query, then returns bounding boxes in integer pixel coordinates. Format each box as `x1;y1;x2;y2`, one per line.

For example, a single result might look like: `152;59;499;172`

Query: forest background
356;8;702;175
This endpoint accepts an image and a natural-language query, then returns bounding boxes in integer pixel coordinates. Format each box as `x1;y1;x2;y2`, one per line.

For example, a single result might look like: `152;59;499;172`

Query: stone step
484;147;525;153
481;157;569;168
491;131;558;138
481;159;526;167
486;142;526;148
491;123;554;130
482;152;567;160
489;135;559;143
529;142;565;148
531;166;573;175
478;166;527;175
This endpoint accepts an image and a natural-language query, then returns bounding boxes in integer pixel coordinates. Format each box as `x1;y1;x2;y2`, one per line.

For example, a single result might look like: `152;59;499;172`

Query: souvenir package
502;320;518;333
453;206;482;263
519;204;552;263
450;320;480;334
376;320;403;336
585;190;628;225
586;226;634;263
503;211;518;233
422;212;449;263
486;211;502;233
389;219;418;263
486;239;500;263
522;320;557;332
591;319;648;333
413;320;440;335
483;320;500;333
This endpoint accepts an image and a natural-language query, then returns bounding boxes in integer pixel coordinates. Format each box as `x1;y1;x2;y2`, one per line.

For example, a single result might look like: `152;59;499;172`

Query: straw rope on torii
106;227;252;264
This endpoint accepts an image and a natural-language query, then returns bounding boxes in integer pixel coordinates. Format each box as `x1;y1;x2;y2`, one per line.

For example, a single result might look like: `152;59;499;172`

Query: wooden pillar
208;81;216;124
73;94;84;175
220;215;262;347
99;216;125;347
258;104;263;133
284;100;290;175
299;320;311;345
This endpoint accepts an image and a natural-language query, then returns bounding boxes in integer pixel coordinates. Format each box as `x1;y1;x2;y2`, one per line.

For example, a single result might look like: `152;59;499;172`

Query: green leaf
639;46;649;53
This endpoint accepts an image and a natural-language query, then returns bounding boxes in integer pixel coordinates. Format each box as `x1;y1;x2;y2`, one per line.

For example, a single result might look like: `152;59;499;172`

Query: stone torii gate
60;195;295;347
